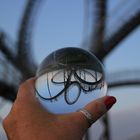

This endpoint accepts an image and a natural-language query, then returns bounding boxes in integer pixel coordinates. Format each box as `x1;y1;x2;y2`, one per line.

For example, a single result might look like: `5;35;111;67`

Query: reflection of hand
3;78;116;140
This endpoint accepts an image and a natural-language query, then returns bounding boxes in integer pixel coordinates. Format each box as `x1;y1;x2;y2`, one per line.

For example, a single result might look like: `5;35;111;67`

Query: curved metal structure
107;70;140;88
17;0;44;79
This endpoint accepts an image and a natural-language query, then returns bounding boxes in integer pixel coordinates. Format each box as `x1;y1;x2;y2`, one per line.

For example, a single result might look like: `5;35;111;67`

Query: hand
3;78;116;140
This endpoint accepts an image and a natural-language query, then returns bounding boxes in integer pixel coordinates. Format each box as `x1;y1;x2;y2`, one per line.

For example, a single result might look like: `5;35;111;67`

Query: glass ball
35;47;107;114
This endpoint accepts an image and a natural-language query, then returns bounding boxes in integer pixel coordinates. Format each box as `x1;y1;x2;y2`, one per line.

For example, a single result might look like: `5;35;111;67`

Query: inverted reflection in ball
35;47;107;113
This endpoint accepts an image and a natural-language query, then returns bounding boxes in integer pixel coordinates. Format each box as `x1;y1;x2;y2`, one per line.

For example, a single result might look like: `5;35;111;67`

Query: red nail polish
104;96;116;110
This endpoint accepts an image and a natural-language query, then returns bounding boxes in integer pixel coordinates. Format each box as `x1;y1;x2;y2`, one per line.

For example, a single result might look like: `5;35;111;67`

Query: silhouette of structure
0;0;140;140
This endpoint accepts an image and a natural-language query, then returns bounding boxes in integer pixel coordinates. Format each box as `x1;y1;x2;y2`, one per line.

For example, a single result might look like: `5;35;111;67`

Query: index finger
16;77;37;101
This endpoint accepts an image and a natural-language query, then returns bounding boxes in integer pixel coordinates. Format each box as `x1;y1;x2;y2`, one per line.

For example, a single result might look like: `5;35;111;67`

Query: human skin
3;78;116;140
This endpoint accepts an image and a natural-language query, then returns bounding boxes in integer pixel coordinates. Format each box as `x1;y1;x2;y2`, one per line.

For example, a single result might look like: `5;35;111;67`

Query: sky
0;0;140;140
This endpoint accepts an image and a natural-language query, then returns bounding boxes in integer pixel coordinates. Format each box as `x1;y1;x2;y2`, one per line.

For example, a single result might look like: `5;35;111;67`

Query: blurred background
0;0;140;140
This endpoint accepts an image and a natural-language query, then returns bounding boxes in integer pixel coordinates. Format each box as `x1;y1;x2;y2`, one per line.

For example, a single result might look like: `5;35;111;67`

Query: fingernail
104;96;116;110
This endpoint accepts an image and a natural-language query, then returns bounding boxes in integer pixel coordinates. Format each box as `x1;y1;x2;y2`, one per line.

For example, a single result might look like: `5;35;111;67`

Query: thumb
71;96;116;131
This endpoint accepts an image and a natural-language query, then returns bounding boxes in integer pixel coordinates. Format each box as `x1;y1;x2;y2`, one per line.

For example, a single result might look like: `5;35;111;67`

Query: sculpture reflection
35;47;107;113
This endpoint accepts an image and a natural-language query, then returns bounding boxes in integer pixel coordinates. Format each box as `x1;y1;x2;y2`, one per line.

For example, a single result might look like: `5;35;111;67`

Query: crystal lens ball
35;47;107;113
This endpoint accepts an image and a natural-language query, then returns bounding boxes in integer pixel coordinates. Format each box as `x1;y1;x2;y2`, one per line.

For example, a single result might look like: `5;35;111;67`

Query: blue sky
0;0;140;112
